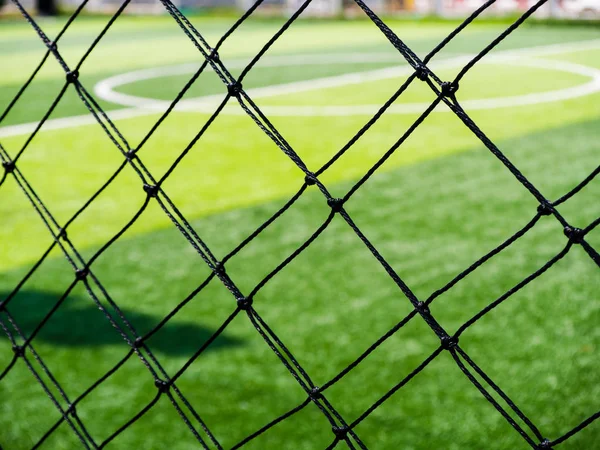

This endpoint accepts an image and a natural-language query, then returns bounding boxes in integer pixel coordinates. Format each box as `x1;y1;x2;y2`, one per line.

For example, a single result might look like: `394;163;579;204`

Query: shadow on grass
0;290;242;356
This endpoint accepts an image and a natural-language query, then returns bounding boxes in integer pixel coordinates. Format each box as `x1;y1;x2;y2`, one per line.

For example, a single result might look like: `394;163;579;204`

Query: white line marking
170;57;600;116
93;52;416;108
1;39;599;138
95;64;416;110
0;108;155;138
218;58;600;117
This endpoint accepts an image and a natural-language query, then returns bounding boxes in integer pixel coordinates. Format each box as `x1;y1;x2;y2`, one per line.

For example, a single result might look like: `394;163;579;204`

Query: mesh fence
1;0;599;448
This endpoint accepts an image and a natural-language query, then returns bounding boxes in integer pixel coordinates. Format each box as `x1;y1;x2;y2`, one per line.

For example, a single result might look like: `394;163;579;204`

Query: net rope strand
0;0;598;448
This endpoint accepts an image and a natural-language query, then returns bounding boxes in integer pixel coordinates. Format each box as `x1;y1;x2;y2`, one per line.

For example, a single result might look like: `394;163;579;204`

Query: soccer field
1;13;599;449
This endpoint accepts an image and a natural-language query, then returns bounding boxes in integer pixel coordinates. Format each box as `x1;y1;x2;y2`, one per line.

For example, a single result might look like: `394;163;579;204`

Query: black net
1;0;599;449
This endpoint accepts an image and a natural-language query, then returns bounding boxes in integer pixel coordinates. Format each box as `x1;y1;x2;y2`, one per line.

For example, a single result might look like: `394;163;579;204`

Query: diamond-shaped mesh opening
348;353;529;450
443;246;600;428
0;360;84;448
244;223;421;374
1;0;599;448
12;127;137;236
169;313;312;447
62;351;166;446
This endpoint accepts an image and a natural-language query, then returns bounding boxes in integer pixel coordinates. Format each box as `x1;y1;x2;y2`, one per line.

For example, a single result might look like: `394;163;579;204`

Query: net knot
125;150;138;161
415;301;430;316
75;267;89;281
209;49;220;62
440;334;458;350
66;70;79;84
154;379;170;394
441;81;459;97
66;403;77;415
143;184;159;198
563;226;584;244
215;261;227;275
2;160;15;174
309;386;322;400
538;439;553;450
58;227;68;240
327;198;344;213
415;63;428;81
133;337;144;349
237;296;253;311
537;202;553;216
332;425;348;439
304;172;318;186
12;345;25;357
227;81;243;98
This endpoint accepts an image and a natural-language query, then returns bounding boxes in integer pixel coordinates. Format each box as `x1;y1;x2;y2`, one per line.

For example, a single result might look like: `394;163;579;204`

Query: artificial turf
0;13;599;450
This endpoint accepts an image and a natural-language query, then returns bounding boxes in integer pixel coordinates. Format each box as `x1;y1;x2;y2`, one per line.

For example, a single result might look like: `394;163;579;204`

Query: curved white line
1;39;600;138
93;52;412;109
221;58;600;117
94;38;600;108
92;42;600;117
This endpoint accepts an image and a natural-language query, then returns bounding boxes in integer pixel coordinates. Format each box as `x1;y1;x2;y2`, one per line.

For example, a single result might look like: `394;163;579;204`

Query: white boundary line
1;39;599;138
93;52;413;108
95;62;415;110
158;57;600;116
208;58;600;117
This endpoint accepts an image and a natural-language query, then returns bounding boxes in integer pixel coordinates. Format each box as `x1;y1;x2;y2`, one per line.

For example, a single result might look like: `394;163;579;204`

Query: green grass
1;12;599;450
